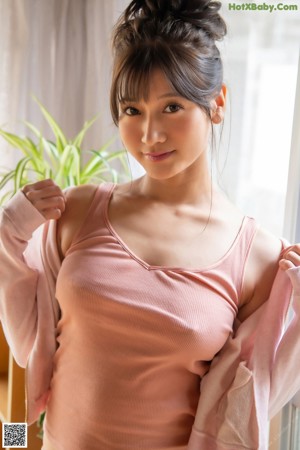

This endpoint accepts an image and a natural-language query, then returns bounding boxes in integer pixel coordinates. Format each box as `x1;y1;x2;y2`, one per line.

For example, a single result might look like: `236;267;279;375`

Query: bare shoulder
57;184;99;258
249;226;282;266
238;226;283;321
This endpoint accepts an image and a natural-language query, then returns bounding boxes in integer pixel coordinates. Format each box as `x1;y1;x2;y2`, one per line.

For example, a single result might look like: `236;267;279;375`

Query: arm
0;179;65;367
240;239;300;418
237;226;300;413
268;245;300;416
237;227;283;322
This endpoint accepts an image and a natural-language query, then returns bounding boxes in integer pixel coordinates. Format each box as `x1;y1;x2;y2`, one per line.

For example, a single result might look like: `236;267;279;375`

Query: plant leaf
0;130;31;157
82;146;120;174
23;121;43;145
0;189;14;205
42;139;59;169
0;170;15;191
54;144;81;188
33;96;68;153
72;114;100;148
14;156;32;193
80;138;117;175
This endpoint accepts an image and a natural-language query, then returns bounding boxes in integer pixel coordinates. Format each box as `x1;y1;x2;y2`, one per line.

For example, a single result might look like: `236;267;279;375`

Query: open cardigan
0;190;300;450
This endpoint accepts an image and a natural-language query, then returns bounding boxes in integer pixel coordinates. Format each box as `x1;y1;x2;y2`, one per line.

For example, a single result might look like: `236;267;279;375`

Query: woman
1;1;300;449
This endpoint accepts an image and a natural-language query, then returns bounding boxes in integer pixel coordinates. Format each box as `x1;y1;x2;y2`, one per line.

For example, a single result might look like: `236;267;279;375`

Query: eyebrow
120;92;182;103
157;92;182;99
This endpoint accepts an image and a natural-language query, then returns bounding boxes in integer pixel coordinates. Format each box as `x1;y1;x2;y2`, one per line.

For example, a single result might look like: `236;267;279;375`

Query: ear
211;84;227;124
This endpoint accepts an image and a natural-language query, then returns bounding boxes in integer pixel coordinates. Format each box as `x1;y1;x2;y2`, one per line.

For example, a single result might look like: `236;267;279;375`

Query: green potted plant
0;97;129;204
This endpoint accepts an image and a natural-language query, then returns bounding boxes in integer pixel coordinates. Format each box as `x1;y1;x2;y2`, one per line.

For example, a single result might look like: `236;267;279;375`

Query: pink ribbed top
43;183;258;450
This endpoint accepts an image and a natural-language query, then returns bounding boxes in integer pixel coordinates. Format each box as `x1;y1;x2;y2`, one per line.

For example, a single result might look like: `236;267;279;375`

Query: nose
141;115;167;146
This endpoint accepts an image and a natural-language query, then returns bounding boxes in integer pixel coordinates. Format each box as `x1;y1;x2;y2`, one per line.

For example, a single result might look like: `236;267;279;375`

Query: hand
279;244;300;271
22;179;66;221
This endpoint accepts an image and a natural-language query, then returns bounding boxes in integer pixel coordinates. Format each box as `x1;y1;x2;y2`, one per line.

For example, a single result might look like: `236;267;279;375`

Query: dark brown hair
110;0;227;125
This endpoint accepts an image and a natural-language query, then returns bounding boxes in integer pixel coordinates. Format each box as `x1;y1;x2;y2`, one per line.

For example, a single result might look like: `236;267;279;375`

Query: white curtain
219;2;300;236
0;0;128;169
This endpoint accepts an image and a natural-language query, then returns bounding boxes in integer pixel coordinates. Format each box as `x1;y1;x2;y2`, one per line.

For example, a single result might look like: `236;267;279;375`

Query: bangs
117;58;152;104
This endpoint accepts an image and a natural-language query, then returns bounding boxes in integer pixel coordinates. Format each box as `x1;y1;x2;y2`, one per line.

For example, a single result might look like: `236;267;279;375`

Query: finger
42;208;63;221
279;259;295;271
22;179;56;194
36;196;66;214
282;250;300;267
25;185;65;202
281;244;300;259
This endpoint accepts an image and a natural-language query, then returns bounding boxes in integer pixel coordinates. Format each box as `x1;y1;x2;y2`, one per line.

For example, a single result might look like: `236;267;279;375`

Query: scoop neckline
103;182;249;273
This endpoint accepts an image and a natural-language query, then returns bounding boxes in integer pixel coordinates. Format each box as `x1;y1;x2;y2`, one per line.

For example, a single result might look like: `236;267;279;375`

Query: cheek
119;120;140;149
192;113;211;139
176;116;210;145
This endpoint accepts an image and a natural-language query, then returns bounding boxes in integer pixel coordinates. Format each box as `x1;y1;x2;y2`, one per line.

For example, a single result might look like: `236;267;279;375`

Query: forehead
145;70;177;96
118;67;180;103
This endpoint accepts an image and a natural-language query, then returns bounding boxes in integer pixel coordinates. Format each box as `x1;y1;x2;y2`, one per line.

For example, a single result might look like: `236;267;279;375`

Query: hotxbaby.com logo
228;3;298;12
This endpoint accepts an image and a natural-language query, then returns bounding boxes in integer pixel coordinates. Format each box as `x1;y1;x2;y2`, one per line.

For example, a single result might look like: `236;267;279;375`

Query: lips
143;150;175;162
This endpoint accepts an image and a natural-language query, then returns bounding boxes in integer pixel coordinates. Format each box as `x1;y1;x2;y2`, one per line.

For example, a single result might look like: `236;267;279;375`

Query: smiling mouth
143;150;175;162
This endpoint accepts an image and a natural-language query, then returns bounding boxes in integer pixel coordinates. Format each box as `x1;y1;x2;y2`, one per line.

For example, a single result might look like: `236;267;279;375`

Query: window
219;2;299;236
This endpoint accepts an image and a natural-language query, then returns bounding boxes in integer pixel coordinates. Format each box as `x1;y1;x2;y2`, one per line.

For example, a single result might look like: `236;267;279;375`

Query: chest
108;196;244;270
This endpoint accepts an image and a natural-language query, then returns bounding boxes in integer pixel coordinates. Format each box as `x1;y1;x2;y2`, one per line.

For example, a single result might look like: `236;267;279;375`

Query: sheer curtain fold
0;0;127;170
220;2;300;235
0;1;28;131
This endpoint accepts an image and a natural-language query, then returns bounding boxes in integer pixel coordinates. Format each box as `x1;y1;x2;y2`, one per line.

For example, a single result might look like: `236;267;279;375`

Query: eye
123;106;140;116
164;103;183;113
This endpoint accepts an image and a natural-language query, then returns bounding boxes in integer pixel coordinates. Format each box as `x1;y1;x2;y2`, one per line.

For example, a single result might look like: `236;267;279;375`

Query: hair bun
125;0;226;41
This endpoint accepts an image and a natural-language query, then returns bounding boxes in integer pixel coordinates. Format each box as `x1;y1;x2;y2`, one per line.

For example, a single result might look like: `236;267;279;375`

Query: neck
136;168;213;207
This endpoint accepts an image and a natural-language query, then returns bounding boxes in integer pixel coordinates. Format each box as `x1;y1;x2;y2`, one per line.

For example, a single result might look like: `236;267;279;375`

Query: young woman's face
118;69;212;182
